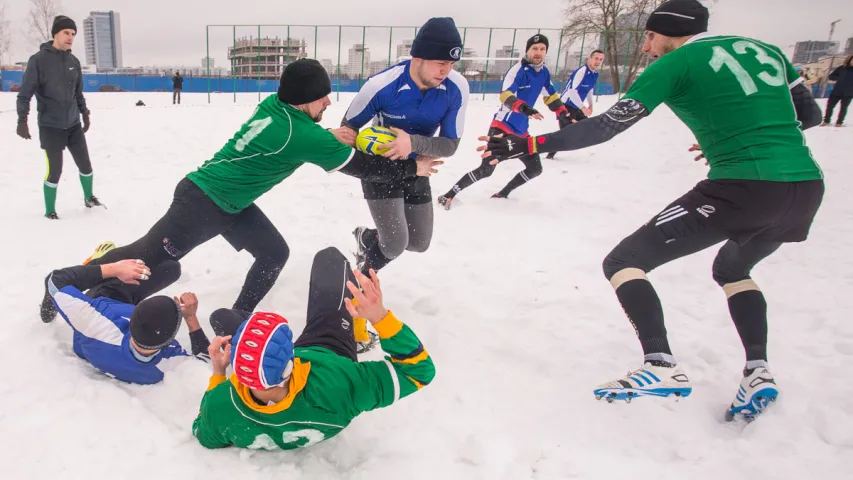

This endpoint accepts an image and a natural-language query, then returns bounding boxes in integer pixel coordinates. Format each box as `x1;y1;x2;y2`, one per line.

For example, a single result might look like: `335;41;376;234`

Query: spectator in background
173;71;184;104
16;15;103;220
821;55;853;127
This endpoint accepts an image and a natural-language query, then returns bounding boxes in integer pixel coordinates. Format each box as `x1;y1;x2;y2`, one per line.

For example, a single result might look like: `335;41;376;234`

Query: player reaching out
479;0;824;421
437;34;569;208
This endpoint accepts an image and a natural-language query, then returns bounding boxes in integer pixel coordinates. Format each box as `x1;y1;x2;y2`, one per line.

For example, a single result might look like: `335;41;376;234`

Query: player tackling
479;0;824;421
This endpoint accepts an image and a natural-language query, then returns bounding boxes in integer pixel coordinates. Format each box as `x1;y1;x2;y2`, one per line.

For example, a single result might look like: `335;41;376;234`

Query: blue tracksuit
560;64;600;110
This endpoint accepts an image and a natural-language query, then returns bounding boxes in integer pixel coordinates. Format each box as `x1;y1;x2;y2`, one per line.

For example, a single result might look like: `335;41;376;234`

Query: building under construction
228;36;308;79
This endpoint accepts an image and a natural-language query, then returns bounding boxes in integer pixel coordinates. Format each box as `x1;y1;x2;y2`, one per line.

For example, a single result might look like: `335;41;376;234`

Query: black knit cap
645;0;709;37
129;296;182;351
277;59;332;105
526;34;549;52
51;16;77;37
410;17;463;62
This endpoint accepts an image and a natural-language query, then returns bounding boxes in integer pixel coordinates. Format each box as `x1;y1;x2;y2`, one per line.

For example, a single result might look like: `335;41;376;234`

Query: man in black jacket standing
821;54;853;127
16;15;103;220
172;71;183;104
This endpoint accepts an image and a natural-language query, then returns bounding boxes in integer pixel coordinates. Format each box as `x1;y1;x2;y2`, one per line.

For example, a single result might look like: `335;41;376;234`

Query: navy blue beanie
410;17;463;62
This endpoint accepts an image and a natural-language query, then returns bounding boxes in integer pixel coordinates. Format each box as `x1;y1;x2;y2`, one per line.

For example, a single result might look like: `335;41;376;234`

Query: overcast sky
3;0;852;66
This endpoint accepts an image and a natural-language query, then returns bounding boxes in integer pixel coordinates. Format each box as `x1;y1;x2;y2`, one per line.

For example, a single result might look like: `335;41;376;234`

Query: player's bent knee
721;279;761;298
406;236;432;253
602;245;648;286
378;234;408;259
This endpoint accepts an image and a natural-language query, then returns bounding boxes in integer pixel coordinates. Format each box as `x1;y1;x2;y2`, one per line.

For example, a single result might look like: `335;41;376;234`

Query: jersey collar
684;32;714;45
230;358;311;414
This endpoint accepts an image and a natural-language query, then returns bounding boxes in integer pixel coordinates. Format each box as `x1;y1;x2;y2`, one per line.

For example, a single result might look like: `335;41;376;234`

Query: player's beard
414;64;441;89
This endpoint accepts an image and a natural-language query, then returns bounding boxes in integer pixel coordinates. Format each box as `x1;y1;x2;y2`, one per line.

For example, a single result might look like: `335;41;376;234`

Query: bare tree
561;0;715;92
24;0;63;48
0;2;10;63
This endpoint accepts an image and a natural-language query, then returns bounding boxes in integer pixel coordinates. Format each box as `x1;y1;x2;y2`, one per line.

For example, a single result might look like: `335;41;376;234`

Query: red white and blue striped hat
230;312;295;390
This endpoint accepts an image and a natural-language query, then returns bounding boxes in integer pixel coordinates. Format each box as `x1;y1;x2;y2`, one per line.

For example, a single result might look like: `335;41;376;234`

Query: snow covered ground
0;91;851;479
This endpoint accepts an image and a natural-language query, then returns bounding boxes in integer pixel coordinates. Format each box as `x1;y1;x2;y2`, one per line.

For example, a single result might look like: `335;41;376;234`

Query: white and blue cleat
725;367;778;422
594;363;692;403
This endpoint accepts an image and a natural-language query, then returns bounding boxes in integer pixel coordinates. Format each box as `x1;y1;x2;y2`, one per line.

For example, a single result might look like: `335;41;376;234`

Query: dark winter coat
16;42;89;129
172;74;184;90
829;65;853;98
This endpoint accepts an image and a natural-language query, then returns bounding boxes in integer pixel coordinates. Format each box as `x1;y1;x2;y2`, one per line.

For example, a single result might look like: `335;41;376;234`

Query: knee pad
525;156;543;178
711;251;747;287
602;245;634;281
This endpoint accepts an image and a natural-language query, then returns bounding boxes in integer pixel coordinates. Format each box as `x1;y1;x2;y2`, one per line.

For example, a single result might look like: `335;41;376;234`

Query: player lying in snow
192;247;434;450
479;0;824;421
42;242;211;385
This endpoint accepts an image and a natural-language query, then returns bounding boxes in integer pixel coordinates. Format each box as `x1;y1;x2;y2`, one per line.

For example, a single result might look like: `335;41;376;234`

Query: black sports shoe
85;196;106;208
491;192;509;199
40;274;57;323
352;227;369;271
45;212;59;220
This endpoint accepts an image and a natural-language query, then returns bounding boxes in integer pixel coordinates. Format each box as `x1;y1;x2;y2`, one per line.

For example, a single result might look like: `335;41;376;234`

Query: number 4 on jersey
709;40;785;96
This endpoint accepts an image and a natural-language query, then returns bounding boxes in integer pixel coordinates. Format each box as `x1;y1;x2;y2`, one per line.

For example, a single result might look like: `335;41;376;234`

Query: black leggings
210;247;359;361
824;95;851;124
92;178;289;312
40;124;92;184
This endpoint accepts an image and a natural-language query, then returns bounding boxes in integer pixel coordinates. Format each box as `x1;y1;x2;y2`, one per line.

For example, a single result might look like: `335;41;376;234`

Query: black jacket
16;42;89;129
829;65;853;97
173;74;184;89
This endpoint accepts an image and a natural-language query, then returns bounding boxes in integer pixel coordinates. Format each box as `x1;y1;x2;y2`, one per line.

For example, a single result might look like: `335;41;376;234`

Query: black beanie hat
277;59;332;105
51;16;77;37
526;34;549;52
129;296;182;350
646;0;708;38
410;17;463;62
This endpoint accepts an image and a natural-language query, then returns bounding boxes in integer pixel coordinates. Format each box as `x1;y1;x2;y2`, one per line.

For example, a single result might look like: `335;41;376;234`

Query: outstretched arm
479;98;650;160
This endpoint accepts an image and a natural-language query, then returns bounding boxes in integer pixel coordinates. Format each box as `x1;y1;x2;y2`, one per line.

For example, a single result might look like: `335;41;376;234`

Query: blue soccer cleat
726;366;778;422
594;363;692;403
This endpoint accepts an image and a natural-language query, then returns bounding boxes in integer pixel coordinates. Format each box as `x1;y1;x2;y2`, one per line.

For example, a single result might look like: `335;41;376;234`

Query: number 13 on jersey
709;40;786;96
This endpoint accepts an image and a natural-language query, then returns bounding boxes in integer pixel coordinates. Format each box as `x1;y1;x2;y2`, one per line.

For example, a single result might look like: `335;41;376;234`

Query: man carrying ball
343;17;470;275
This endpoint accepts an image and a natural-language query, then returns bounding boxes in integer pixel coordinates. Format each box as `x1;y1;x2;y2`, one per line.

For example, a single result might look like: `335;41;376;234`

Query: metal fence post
314;26;318;59
206;25;210;103
578;30;586;68
336;25;342;101
511;28;517;60
554;29;564;91
360;26;366;89
233;26;236;103
483;28;493;100
387;26;393;67
257;25;261;101
621;30;632;96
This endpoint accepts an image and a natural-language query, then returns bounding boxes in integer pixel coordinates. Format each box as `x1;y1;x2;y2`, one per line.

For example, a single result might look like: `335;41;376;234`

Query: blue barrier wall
4;69;832;98
2;70;622;97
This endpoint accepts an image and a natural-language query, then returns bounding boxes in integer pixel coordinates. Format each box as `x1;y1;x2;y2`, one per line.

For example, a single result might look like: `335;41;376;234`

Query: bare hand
208;336;232;376
381;127;413;160
531;112;544;121
344;269;389;325
689;143;708;165
174;292;199;319
582;106;592;116
415;156;444;176
104;259;151;286
330;127;356;146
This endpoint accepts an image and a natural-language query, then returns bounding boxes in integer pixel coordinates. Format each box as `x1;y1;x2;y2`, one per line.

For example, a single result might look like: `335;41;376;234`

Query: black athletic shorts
655;179;824;245
39;123;84;151
361;176;432;205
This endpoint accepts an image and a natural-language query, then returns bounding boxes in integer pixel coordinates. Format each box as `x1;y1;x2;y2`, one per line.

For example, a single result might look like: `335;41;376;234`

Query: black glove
518;103;540;118
557;112;573;129
16;120;31;140
483;133;529;161
568;106;588;122
82;113;91;133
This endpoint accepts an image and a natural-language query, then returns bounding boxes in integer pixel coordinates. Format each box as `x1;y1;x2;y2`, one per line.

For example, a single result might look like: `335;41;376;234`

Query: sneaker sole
726;387;778;422
594;387;693;403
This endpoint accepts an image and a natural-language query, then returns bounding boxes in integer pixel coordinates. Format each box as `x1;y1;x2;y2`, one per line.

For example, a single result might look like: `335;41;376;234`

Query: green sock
80;172;94;199
44;182;58;215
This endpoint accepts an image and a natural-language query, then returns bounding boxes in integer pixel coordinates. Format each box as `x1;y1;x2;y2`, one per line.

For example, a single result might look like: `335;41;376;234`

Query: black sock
444;172;479;199
614;279;672;356
362;237;393;274
497;168;541;197
233;259;284;312
727;289;768;362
